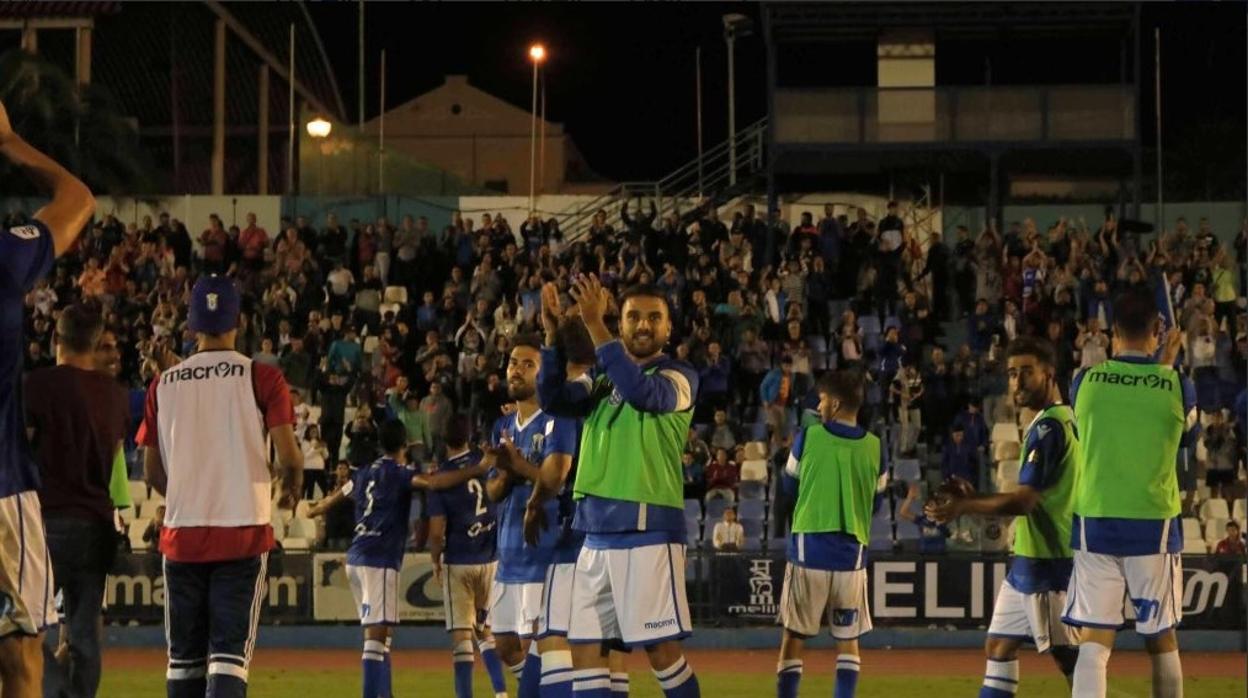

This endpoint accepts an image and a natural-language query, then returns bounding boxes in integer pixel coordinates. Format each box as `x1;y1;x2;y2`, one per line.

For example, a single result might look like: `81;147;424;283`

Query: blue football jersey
346;456;417;570
1;219;54;499
427;450;497;565
552;419;585;565
490;409;577;583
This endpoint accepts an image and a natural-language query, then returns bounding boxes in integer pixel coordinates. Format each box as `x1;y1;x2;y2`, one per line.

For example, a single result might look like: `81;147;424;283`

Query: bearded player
928;337;1080;697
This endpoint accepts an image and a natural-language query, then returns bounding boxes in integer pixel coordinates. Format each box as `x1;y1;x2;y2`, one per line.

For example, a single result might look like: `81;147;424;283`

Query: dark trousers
42;517;117;698
302;469;330;500
165;553;269;698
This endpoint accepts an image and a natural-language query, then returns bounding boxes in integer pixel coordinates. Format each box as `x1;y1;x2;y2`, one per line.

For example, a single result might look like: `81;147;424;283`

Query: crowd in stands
16;198;1248;555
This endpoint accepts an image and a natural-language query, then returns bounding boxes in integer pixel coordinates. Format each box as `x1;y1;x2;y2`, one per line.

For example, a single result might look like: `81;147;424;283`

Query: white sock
1072;642;1112;698
1150;650;1183;698
540;649;573;687
510;659;526;679
983;659;1019;694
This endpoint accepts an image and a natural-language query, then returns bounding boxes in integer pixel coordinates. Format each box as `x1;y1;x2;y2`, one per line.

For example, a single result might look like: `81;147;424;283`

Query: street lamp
528;43;546;215
306;117;332;197
722;13;753;186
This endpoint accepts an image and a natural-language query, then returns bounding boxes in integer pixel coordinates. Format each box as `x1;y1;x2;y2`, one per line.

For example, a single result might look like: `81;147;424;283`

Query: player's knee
1144;630;1179;655
984;637;1018;661
642;639;684;670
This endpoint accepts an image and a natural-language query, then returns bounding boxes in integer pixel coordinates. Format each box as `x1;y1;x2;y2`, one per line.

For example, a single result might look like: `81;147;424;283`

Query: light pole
306;117;332;198
722;13;753;187
528;43;546;215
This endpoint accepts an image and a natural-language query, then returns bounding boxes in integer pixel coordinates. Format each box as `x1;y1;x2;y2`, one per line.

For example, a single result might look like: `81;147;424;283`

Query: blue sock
382;639;393;697
834;654;860;698
518;643;542;698
540;649;574;698
776;658;802;698
362;639;388;698
479;638;508;694
453;640;475;698
979;658;1018;697
610;670;630;696
206;673;247;698
571;668;612;697
653;656;700;698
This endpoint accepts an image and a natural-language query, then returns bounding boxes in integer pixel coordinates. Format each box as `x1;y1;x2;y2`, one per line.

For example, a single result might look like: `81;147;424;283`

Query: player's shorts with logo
778;562;872;640
488;579;544;637
535;561;576;638
567;542;692;647
1063;551;1183;636
346;564;400;626
987;579;1078;653
0;491;56;638
443;562;495;632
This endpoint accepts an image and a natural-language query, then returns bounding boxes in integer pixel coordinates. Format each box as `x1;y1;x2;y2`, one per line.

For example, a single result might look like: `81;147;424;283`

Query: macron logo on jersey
9;225;40;240
1086;371;1173;392
162;361;245;384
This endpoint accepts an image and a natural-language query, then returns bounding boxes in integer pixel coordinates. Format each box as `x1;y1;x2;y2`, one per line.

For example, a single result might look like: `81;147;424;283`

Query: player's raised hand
1158;327;1184;367
522;499;549;547
540;282;563;340
570;274;610;328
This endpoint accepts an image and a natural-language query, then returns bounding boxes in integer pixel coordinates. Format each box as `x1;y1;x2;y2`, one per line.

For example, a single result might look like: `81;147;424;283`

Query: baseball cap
188;275;240;335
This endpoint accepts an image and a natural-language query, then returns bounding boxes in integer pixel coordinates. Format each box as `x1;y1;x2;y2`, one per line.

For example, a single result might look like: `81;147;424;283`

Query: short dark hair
445;415;471;450
56;304;104;354
1006;336;1056;368
510;333;542;354
1112;287;1159;341
816;369;864;413
619;283;669;312
379;420;407;455
557;317;596;366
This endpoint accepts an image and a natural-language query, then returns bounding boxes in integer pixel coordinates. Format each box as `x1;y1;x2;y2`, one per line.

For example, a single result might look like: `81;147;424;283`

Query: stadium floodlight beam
306;117;332;139
722;13;753;187
528;43;546;215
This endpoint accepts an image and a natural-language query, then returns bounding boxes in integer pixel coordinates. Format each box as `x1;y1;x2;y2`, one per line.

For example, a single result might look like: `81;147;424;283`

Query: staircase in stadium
556;117;769;242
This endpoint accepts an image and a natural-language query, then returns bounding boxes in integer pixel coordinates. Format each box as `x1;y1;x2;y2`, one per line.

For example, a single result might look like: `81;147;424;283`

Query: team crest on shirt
608;388;623;405
528;433;545;461
8;225;39;240
206;293;219;311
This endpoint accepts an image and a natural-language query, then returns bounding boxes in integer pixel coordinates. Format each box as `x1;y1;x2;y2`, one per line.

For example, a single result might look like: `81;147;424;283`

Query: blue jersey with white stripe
553;419;586;564
491;409;577;583
347;456;416;570
426;450;497;565
1;220;54;499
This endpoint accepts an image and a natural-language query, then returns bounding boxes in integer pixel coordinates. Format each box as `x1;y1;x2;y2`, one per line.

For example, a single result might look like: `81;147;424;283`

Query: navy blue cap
188;275;240;335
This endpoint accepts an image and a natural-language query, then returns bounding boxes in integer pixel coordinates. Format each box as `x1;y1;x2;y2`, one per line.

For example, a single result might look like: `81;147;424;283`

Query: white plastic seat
995;460;1020;493
993;440;1020;463
1200;499;1230;521
739;459;769;483
282;537;310;550
742;442;768;462
286;517;318;540
128;519;151;550
128;481;149;505
383;286;408;305
991;422;1019;445
1205;518;1228;547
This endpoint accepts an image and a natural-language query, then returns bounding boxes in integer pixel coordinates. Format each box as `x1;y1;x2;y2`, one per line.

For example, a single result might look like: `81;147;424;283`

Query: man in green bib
537;277;702;698
1062;287;1192;698
775;370;884;698
928;337;1079;697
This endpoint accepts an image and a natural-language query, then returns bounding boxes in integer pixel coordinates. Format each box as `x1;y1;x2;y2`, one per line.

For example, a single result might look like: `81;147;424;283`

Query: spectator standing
301;425;329;500
1201;410;1240;502
237;212;268;273
420;382;453;458
25;305;129;698
344;404;379;469
711;507;745;551
940;425;981;487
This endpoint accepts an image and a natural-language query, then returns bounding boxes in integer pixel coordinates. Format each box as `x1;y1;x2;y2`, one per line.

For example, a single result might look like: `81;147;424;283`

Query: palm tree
0;49;156;197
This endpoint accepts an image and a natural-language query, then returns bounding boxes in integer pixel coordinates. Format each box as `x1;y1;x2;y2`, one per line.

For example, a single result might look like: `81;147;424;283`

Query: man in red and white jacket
140;275;303;698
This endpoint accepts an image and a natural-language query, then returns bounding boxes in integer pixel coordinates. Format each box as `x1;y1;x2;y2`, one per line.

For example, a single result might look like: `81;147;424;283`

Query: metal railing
556;117;769;242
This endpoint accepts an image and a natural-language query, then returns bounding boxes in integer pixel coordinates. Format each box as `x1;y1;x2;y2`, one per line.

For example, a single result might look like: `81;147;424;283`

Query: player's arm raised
537;282;595;417
572;274;697;414
414;458;490;491
0;101;95;257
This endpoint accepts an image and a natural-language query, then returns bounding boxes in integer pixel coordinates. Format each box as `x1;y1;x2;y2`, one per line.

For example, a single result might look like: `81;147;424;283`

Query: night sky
307;3;1246;184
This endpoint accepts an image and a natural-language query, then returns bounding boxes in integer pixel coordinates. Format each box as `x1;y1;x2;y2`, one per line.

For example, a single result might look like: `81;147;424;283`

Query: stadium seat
684;499;703;521
287;517;318;540
742;518;765;540
1017;408;1037;429
741;536;762;552
765;537;787;552
1200;499;1230;521
743;441;768;461
749;422;769;442
383;286;408;305
863;332;881;354
893;458;921;482
128;519;150;550
869;509;894;552
274;507;295;525
991;422;1020;444
295;500;312;519
738;499;765;522
859;315;881;335
740;459;768;483
992;441;1021;462
118;506;136;526
1234;499;1247;523
1182;537;1208;555
272;519;286;541
996;460;1020;493
362;335;379;355
1205;518;1228;547
282;537;310;550
1182;517;1203;542
685;527;701;548
379;302;401;318
705;498;730;522
738;481;766;501
128;480;149;505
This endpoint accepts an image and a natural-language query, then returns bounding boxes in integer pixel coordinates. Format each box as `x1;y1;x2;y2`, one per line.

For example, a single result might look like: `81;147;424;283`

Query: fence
104;550;1245;631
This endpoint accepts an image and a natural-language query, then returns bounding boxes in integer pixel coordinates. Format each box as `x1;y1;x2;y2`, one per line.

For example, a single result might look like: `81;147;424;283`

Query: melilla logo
1086;371;1173;392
